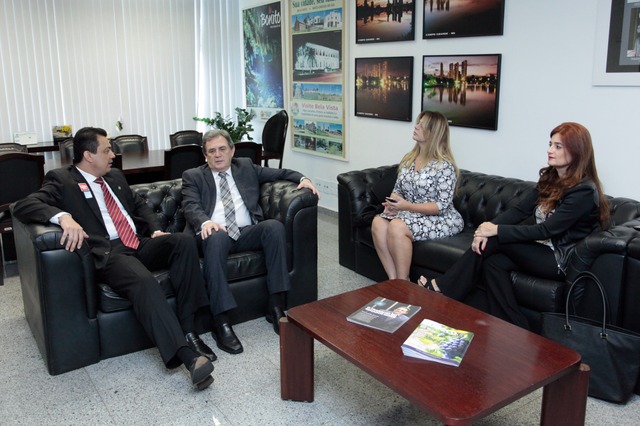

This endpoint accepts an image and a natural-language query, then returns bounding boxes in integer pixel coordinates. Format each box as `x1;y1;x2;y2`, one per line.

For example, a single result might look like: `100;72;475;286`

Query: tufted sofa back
455;170;536;228
130;179;185;233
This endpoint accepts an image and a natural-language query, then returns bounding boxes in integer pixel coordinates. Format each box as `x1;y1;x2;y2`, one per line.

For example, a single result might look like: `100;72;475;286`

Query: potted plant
193;107;255;142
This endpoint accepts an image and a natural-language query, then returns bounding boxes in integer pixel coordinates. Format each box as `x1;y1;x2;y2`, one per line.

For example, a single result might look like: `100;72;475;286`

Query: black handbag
541;271;640;404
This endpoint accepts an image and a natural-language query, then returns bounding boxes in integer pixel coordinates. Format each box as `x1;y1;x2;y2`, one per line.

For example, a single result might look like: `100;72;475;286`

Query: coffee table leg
540;363;590;425
280;317;314;402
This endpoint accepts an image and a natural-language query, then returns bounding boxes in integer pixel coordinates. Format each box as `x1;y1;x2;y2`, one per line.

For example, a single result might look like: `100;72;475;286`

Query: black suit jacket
13;166;159;270
181;158;304;233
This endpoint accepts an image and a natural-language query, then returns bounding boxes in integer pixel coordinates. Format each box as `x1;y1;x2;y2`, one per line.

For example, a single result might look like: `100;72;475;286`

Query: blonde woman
372;111;464;281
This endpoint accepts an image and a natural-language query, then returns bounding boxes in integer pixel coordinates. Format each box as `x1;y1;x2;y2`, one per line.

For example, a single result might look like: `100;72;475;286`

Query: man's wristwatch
300;176;311;183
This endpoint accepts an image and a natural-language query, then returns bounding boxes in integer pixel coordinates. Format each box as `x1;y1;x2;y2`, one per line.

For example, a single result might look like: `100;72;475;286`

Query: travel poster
290;0;345;159
242;2;284;121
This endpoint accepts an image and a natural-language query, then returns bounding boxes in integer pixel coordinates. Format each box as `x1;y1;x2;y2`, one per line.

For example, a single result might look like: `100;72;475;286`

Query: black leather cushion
99;270;172;313
131;179;185;233
371;166;397;204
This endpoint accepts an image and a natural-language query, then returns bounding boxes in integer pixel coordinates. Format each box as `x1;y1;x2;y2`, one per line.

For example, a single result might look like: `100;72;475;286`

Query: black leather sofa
13;178;318;375
338;165;640;334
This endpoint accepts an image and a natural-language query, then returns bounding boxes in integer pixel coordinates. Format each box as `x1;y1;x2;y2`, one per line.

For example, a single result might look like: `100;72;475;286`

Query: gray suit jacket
181;158;304;234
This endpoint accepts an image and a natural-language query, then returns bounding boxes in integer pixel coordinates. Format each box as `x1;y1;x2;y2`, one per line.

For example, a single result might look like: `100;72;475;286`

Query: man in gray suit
182;129;317;354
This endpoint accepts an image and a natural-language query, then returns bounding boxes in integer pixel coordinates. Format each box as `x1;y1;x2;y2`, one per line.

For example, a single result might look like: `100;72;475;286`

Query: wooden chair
169;130;203;147
0;143;28;153
163;144;204;179
261;110;288;168
234;142;262;166
110;135;148;154
0;152;45;285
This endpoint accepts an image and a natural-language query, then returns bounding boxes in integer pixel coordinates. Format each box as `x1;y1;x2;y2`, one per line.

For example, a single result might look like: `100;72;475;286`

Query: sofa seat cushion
99;251;268;313
412;230;475;272
100;270;173;313
357;225;475;273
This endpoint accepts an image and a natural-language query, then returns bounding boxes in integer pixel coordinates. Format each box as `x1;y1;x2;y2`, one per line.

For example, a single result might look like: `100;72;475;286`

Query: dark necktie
95;177;139;249
218;172;240;240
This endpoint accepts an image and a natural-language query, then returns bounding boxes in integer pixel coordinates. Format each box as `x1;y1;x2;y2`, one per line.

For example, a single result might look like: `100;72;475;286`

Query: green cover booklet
401;319;474;367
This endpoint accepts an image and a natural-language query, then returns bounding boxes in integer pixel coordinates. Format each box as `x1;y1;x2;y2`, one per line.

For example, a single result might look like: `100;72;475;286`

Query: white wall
242;0;640;212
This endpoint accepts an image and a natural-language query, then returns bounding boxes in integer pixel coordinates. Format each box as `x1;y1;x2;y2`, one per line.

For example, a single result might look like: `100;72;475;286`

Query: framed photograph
423;0;504;39
421;54;501;130
356;0;416;43
593;0;640;86
355;56;413;122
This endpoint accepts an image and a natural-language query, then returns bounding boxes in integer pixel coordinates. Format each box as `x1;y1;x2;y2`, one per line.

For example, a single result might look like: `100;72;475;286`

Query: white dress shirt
51;168;138;240
208;168;252;229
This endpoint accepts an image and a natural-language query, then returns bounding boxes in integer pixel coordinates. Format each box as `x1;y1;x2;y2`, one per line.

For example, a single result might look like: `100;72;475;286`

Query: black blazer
494;179;601;273
13;166;159;270
181;157;304;233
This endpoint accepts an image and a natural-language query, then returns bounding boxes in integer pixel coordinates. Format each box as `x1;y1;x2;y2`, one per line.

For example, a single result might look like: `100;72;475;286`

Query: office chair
0;153;45;284
110;135;149;154
163;144;204;180
261;110;288;169
169;130;203;148
233;142;262;166
59;138;75;162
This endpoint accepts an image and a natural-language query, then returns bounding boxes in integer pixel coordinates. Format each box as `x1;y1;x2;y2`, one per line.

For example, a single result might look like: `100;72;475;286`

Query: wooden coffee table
280;279;589;425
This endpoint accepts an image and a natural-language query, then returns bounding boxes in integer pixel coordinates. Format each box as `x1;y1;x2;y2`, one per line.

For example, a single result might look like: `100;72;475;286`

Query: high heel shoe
417;275;441;293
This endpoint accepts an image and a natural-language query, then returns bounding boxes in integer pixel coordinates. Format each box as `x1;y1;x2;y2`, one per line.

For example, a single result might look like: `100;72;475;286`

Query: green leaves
193;107;255;142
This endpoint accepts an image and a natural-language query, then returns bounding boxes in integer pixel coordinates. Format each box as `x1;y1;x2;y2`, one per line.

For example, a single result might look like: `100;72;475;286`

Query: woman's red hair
537;122;609;227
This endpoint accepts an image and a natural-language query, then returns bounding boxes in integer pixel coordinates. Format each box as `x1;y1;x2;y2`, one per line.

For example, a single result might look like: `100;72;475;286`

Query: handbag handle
564;271;609;339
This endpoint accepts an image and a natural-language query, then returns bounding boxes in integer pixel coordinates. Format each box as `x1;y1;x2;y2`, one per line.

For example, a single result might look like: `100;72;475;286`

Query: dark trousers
201;219;290;315
437;238;561;329
97;233;209;368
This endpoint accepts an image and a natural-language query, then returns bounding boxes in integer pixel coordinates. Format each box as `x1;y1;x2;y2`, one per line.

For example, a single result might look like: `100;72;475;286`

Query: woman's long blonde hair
398;110;458;176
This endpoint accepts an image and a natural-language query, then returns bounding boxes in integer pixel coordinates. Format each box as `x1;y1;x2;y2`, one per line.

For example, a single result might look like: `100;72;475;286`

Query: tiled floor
1;209;639;425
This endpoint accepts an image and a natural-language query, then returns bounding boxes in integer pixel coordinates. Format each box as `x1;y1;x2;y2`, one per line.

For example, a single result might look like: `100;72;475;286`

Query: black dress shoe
212;323;243;354
186;332;217;362
265;306;286;335
188;355;214;390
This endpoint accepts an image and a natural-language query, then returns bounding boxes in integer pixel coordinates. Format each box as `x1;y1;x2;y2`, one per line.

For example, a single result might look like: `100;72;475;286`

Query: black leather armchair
13;178;318;375
110;135;149;154
261;110;288;168
338;165;640;333
163;145;204;179
169;130;202;147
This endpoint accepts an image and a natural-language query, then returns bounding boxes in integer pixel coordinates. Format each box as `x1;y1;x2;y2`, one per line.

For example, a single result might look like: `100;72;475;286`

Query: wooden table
42;150;166;184
280;279;589;426
27;141;61;153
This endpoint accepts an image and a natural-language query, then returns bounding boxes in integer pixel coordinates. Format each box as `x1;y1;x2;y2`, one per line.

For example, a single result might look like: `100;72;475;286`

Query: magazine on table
347;297;421;333
401;319;474;367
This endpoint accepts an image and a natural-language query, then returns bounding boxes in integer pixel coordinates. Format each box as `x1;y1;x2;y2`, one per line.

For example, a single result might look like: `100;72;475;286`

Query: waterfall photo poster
243;2;284;120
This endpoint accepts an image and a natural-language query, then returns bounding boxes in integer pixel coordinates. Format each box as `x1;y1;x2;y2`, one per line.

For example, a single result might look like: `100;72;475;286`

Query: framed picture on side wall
356;0;416;43
355;56;413;122
593;0;640;86
423;0;505;39
421;54;501;130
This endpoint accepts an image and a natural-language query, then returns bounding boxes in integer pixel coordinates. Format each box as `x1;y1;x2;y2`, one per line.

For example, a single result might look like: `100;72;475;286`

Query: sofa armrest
259;181;319;307
11;215;100;375
337;165;397;270
562;224;640;327
565;225;639;282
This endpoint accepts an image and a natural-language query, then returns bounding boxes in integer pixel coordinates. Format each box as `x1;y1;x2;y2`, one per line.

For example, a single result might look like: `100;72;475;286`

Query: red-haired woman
424;122;609;330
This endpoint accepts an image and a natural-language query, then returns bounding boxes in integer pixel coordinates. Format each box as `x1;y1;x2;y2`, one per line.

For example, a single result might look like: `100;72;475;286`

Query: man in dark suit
182;129;318;354
13;127;215;390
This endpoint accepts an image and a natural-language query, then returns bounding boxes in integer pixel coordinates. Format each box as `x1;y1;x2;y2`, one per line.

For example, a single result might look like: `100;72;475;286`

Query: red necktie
95;177;139;249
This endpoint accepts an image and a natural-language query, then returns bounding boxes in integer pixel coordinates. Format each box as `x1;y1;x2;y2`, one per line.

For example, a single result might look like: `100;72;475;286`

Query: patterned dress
380;160;464;241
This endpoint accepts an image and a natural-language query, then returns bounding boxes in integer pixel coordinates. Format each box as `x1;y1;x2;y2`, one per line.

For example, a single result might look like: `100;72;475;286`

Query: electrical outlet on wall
315;178;337;195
